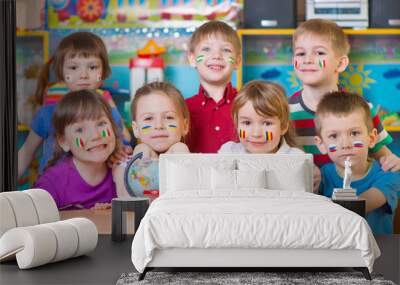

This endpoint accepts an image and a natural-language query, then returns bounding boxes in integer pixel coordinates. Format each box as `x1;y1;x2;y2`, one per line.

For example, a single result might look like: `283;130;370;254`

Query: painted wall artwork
47;0;243;29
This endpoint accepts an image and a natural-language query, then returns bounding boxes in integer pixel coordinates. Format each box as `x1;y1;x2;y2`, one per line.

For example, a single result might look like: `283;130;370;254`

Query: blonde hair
293;19;350;56
189;20;241;57
315;91;373;135
232;80;297;147
33;32;111;106
131;82;190;140
46;90;121;169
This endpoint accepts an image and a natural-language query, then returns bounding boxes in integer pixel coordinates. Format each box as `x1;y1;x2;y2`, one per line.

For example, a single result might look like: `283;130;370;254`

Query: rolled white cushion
0;191;39;228
24;189;59;224
0;196;17;237
0;218;97;269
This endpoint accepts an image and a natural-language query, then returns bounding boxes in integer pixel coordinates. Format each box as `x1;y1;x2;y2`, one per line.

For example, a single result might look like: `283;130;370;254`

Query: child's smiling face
237;101;287;154
315;110;377;171
58;114;116;164
188;33;240;87
293;33;348;88
132;92;188;153
62;53;103;91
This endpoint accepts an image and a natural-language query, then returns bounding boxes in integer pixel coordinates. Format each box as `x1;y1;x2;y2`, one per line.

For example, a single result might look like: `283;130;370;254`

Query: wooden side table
111;197;150;242
332;198;366;217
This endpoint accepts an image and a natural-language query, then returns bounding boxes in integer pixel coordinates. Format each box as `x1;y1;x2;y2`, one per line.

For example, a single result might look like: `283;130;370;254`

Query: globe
125;158;159;197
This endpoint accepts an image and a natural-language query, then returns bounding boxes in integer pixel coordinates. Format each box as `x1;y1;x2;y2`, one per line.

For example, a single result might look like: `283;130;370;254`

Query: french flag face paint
352;140;364;148
328;143;337;152
239;129;246;139
264;131;273;142
75;137;85;148
141;125;152;134
101;128;111;138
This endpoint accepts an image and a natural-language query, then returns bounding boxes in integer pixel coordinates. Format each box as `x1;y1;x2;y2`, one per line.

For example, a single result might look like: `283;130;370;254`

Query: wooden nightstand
332;198;366;217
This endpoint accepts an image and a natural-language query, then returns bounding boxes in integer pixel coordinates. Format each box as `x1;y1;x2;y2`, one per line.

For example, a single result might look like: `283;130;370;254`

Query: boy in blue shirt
314;92;399;235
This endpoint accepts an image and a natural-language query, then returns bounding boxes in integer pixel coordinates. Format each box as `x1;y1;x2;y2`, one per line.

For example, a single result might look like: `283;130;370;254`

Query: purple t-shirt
35;157;116;210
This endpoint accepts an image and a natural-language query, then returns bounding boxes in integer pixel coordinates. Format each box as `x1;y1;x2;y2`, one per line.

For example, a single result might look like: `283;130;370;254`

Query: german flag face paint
352;140;364;148
264;131;273;142
318;59;326;69
75;137;85;148
239;129;246;139
101;128;111;138
141;125;152;134
328;144;337;152
196;55;205;63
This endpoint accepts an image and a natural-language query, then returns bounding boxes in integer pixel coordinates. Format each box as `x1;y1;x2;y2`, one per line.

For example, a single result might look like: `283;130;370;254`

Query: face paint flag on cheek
96;74;102;82
65;74;72;82
228;57;235;64
318;59;326;69
141;125;152;134
328;144;337;152
75;138;85;148
294;60;298;70
239;129;246;139
167;124;177;131
352;140;364;148
264;131;273;142
101;128;111;138
196;55;205;63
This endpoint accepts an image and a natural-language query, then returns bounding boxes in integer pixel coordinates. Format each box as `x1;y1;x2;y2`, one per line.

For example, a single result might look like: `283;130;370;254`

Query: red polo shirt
185;83;238;153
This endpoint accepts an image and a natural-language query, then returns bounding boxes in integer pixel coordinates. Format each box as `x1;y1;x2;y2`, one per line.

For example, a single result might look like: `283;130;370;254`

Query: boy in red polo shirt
185;21;242;153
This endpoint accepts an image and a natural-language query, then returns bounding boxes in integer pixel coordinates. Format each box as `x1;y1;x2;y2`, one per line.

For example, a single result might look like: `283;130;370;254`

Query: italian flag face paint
239;129;246;139
196;55;205;63
264;131;273;141
318;59;326;69
75;137;85;148
101;128;111;138
328;144;337;152
167;124;177;131
141;125;152;134
352;140;364;148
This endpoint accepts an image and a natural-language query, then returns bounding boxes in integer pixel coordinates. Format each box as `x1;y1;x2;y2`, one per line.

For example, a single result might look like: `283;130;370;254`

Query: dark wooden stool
332;198;366;217
111;197;150;242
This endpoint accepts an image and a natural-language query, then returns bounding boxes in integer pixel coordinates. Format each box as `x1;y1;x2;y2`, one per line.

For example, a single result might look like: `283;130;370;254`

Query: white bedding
131;190;380;273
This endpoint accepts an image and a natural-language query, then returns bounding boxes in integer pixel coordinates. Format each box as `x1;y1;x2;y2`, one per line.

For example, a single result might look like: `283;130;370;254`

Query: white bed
131;154;380;280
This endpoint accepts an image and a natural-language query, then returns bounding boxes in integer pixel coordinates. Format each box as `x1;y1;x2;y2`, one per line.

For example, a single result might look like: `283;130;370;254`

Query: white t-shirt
218;138;304;154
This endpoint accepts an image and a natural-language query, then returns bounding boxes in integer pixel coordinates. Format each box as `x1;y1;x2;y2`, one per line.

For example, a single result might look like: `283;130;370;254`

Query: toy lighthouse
129;39;166;100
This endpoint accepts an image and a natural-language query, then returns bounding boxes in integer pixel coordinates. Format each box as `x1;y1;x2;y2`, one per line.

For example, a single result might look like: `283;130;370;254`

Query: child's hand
91;203;111;210
313;165;321;194
133;143;158;160
379;153;400;172
108;145;133;167
167;142;190;154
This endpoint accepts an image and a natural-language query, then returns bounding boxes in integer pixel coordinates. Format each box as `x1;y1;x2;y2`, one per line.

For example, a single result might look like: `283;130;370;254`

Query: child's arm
372;146;400;172
166;142;190;154
313;165;321;194
359;188;388;213
112;164;131;198
18;131;43;178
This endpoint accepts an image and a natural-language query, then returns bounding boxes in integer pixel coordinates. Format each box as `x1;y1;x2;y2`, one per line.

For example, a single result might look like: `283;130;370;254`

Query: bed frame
137;154;372;281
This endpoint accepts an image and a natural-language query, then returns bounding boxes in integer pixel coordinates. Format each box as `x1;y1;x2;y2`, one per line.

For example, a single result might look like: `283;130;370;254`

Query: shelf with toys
236;28;400;132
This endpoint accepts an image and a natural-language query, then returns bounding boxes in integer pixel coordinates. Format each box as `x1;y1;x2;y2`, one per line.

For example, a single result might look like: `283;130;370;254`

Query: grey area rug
117;271;396;285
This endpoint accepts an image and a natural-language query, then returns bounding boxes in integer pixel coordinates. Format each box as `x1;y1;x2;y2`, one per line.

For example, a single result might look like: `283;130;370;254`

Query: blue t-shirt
30;104;123;174
319;161;399;235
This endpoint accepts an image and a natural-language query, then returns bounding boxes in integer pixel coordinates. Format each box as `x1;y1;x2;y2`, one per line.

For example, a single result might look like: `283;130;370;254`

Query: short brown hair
293;19;350;56
189;21;241;57
232;80;297;147
315;91;373;135
131;81;190;137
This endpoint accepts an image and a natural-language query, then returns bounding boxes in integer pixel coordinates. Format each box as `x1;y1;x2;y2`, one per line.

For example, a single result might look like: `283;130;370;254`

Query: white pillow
236;169;267;189
211;168;267;190
167;162;211;191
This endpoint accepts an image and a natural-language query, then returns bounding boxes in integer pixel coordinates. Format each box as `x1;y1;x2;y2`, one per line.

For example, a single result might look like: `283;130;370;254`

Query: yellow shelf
384;126;400;132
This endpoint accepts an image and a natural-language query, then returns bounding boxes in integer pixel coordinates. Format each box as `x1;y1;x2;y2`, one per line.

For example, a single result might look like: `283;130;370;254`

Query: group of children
18;19;400;234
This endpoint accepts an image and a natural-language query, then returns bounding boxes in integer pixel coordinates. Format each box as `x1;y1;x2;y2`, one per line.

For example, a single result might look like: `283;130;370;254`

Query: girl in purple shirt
35;90;121;210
